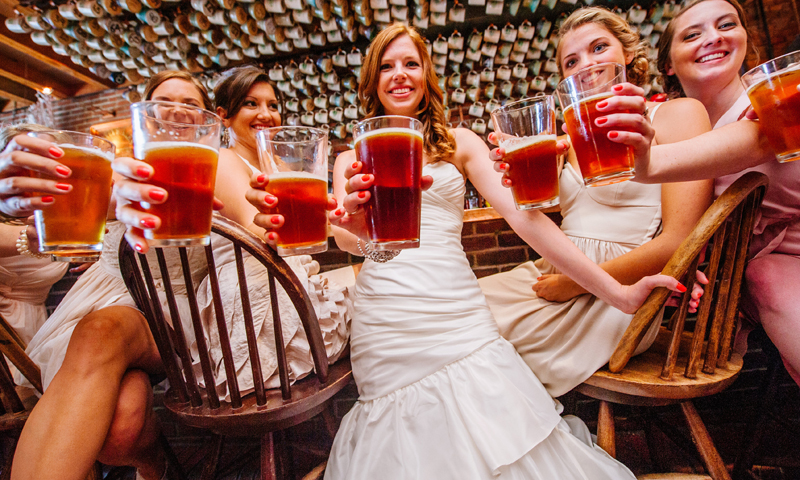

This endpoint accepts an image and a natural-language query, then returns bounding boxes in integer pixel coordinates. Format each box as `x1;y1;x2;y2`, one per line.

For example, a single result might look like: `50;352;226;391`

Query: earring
221;127;230;147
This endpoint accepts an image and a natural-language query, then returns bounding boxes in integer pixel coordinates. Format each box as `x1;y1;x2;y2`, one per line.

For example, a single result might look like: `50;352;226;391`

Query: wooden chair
119;214;353;480
574;172;769;480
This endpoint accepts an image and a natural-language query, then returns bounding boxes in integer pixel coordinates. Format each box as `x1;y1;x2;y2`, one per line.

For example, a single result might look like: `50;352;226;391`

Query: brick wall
0;88;130;133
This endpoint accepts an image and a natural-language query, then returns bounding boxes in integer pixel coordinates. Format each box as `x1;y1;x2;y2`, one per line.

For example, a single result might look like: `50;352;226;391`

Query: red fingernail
358;191;366;198
140;218;156;229
361;175;370;181
676;283;687;293
608;131;619;139
55;183;70;191
270;215;280;224
257;174;266;183
612;85;623;92
352;162;359;169
335;208;343;216
264;195;276;205
55;165;70;177
596;117;608;125
149;189;165;201
597;101;608;109
268;232;276;241
49;146;63;158
136;167;151;178
134;243;144;253
42;196;54;203
499;163;507;170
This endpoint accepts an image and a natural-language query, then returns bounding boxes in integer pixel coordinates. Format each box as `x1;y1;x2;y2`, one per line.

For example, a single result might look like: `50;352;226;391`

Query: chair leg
0;435;15;480
261;432;277;480
200;434;224;480
159;432;188;480
680;401;731;480
597;400;616;458
643;410;667;474
321;402;339;440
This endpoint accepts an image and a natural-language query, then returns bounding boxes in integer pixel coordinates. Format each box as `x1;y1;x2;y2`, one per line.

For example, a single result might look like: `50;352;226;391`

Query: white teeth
392;88;411;94
698;52;725;63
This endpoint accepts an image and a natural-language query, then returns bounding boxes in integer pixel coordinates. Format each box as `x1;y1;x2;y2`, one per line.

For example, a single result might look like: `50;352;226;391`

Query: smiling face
376;34;425;117
149;78;206;108
665;0;748;93
559;23;634;78
220;81;281;150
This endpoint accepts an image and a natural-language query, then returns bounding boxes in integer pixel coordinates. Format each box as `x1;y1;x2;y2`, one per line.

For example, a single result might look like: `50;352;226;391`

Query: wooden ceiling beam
0;57;68;99
0;76;37;105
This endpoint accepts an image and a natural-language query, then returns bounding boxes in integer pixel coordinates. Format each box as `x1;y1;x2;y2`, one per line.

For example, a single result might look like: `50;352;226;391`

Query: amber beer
140;142;218;245
355;127;424;249
745;64;800;162
264;172;328;253
563;92;635;186
504;135;558;209
35;144;113;257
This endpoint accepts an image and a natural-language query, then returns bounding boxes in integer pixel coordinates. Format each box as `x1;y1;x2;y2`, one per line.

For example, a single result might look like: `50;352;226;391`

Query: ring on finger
347;207;363;216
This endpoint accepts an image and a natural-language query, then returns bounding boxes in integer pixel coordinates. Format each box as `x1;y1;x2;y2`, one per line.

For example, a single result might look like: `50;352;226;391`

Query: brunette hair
213;65;282;120
555;7;650;87
359;23;455;164
657;0;758;98
143;70;213;111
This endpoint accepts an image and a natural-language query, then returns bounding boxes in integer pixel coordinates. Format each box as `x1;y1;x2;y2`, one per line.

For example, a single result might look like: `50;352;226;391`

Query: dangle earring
221;127;230;147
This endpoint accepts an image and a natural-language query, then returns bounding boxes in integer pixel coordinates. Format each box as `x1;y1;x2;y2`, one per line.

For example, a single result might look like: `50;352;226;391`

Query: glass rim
493;94;554;114
130;100;221;126
556;62;625;96
353;115;423;141
27;129;115;150
255;126;328;145
741;49;800;86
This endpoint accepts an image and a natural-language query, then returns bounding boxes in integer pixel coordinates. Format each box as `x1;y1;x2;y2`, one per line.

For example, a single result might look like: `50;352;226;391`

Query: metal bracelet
15;228;49;259
356;239;400;263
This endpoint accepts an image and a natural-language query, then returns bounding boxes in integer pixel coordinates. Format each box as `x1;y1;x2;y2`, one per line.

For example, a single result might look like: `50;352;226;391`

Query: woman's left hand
532;273;587;302
594;83;656;177
616;274;687;314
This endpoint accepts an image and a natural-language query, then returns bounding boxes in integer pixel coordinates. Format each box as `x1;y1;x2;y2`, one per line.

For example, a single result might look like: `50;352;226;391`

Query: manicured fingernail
352;162;359;169
42;196;54;203
361;174;370;181
267;232;276;241
55;183;70;191
55;165;70;177
136;167;151;178
358;191;366;198
264;194;276;205
270;215;280;225
597;101;608;109
612;84;623;92
149;189;165;201
537;276;543;280
608;131;619;139
499;163;507;170
257;174;266;183
140;218;156;229
676;283;687;293
596;117;608;125
134;243;144;253
335;208;343;216
49;146;63;157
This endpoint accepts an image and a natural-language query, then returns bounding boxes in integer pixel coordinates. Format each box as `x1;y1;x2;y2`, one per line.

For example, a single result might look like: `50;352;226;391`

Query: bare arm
213;149;265;237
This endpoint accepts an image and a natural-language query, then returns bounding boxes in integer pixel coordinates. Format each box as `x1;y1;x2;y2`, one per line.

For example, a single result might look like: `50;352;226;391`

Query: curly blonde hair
359;23;455;164
555;7;650;87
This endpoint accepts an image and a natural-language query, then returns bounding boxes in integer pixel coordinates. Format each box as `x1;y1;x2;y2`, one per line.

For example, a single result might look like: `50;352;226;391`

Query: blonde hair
144;70;213;111
555;7;650;87
0;123;53;151
657;0;757;98
359;24;455;164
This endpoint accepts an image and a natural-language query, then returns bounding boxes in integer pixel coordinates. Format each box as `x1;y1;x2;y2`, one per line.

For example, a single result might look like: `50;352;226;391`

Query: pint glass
256;126;329;256
742;50;800;163
491;96;559;210
353;116;424;250
130;101;221;247
30;130;114;262
557;63;635;186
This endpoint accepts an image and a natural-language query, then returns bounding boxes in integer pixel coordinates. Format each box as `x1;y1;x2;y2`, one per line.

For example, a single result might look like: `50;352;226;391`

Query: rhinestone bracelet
356;239;400;263
16;228;49;259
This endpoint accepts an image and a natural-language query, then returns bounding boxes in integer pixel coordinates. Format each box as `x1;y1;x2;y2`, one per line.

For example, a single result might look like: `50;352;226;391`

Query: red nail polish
268;232;276;241
361;174;370;181
612;84;624;92
55;165;70;177
140;218;156;229
270;215;280;224
352;162;359;169
335;208;343;216
257;174;266;183
149;189;165;201
55;183;70;191
676;283;687;293
42;196;54;203
608;131;619;139
596;117;608;125
597;101;608;109
358;191;366;199
136;167;151;178
264;195;276;205
134;243;144;253
49;146;63;158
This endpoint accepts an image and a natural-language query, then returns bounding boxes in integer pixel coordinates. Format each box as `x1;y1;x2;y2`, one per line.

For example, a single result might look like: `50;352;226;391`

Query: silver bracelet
356;239;400;263
15;228;49;259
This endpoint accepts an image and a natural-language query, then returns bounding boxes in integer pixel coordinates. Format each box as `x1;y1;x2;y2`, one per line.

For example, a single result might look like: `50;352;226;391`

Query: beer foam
269;171;327;182
745;63;800;95
354;127;424;143
142;141;219;155
503;135;557;153
59;143;115;162
562;91;615;115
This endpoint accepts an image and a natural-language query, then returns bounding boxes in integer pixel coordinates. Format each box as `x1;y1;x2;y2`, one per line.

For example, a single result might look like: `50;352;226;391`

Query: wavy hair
657;0;757;98
143;70;213;111
555;7;650;87
359;24;455;164
214;65;283;119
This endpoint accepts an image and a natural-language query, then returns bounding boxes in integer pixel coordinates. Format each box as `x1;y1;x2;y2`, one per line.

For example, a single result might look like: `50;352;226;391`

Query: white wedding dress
325;161;635;479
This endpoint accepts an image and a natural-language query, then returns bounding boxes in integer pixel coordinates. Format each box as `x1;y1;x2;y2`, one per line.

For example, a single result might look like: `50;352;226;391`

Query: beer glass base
516;197;560;210
40;244;102;255
146;236;211;247
372;239;420;251
585;169;635;187
52;254;101;262
777;151;800;163
277;242;328;257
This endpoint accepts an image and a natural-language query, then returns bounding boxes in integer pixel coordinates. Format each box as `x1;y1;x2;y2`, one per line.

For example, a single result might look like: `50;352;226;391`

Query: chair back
0;314;42;416
118;215;329;410
609;172;769;380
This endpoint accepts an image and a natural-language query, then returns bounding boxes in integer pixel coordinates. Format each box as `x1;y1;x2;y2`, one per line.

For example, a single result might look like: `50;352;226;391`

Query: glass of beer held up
30;130;114;261
742;50;800;163
353;116;424;251
130;101;221;247
256;126;329;256
556;63;635;187
491;95;559;210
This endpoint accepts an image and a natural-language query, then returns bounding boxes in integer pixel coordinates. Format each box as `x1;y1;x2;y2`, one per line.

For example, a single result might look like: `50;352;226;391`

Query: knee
98;370;155;464
744;257;783;308
68;307;147;365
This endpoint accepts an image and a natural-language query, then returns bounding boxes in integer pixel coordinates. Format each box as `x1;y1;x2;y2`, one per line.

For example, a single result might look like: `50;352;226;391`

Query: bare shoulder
652;98;710;123
334;149;356;172
651;98;711;144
